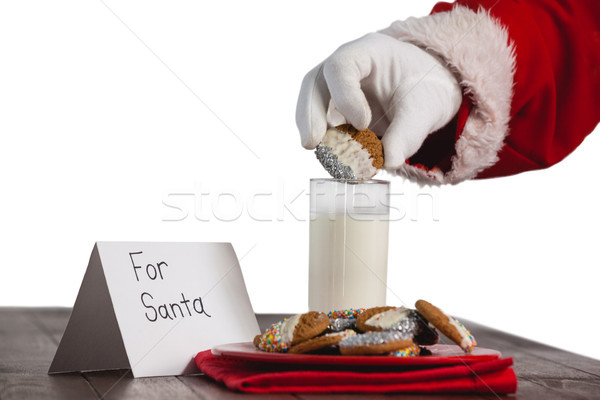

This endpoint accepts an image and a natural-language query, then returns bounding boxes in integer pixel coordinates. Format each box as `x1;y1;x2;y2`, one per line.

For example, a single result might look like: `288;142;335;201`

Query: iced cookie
356;306;419;335
339;330;413;355
327;308;365;332
315;124;384;180
389;343;422;357
415;300;477;352
355;306;394;331
255;311;330;353
289;329;356;354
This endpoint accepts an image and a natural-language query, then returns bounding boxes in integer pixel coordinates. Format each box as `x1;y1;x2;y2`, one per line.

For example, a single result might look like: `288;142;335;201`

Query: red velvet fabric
419;0;600;179
194;350;517;394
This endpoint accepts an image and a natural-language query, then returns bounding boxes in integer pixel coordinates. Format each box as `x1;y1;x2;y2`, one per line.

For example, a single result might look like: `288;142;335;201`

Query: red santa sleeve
379;0;600;184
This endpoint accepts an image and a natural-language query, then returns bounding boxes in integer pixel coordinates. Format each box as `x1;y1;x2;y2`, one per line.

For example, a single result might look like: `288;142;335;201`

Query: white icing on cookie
279;313;302;344
325;329;356;339
321;128;378;180
448;316;475;351
365;307;411;328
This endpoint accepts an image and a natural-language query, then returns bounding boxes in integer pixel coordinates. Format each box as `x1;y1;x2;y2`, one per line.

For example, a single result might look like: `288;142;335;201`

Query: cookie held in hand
315;124;384;180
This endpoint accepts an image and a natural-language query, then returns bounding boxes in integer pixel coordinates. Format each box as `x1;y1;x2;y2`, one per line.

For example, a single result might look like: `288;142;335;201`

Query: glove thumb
381;77;461;169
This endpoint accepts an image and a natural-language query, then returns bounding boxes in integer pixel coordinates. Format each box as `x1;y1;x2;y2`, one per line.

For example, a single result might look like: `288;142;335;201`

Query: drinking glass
308;178;390;311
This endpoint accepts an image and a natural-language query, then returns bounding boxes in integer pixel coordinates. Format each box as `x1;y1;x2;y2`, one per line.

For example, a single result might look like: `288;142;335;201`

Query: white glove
296;32;462;169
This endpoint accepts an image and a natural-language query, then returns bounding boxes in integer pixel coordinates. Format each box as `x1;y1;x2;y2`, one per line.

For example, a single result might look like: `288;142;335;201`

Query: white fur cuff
380;6;516;185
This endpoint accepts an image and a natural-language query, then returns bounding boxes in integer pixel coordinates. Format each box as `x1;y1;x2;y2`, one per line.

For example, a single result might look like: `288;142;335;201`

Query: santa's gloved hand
296;32;462;169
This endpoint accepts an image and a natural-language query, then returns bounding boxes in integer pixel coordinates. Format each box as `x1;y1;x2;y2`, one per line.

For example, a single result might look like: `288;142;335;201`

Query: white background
1;1;598;360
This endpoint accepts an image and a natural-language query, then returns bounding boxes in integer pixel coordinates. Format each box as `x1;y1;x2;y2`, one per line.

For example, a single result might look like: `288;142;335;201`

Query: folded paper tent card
49;242;260;378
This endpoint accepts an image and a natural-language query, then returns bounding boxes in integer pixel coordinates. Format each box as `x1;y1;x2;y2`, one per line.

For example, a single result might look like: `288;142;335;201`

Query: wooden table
1;308;599;399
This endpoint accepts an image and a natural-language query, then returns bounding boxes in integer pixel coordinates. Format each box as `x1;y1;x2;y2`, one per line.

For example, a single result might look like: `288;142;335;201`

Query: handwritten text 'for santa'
129;251;211;322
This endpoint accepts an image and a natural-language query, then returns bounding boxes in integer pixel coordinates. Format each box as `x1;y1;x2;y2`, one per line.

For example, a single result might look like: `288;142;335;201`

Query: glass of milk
308;178;390;311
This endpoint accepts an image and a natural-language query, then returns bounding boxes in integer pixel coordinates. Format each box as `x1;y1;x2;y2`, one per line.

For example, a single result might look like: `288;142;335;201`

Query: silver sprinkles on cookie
315;143;356;180
389;317;419;335
329;318;357;332
339;330;413;348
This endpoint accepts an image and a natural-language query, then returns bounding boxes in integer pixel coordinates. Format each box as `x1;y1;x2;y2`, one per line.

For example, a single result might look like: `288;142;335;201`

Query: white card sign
49;242;260;377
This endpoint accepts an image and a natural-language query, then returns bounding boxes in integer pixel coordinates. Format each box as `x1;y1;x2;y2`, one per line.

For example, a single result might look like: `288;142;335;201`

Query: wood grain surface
1;308;599;399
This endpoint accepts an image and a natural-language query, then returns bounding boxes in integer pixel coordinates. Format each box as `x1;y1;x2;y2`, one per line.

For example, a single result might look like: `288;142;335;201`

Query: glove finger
322;58;371;130
295;64;330;149
380;95;434;169
368;102;390;136
326;100;346;127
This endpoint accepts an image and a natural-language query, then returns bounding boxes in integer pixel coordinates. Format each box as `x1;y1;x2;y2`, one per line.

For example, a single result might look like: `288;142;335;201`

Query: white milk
308;213;389;311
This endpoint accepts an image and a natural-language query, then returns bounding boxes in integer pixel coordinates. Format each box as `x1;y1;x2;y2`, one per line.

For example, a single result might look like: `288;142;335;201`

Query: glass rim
310;178;389;185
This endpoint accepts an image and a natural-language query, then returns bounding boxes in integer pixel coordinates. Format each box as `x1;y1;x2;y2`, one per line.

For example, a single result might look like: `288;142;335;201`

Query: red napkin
194;350;517;394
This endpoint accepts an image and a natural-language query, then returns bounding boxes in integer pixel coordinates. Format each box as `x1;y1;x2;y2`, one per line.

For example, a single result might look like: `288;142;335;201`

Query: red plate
212;342;501;367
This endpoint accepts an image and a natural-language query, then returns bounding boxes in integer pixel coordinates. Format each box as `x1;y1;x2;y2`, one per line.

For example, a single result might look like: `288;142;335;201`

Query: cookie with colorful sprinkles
327;308;365;319
255;311;329;352
389;343;421;357
415;300;477;352
327;308;365;332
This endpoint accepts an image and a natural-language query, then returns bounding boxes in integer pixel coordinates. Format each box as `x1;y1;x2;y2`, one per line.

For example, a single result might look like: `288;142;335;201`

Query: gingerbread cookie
289;329;356;354
291;311;330;344
315;124;384;180
356;306;394;331
415;300;477;352
339;330;413;355
356;306;418;335
255;311;329;352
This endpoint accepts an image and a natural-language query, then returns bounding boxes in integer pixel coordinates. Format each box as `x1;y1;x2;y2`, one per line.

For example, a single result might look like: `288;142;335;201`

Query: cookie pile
253;300;477;357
